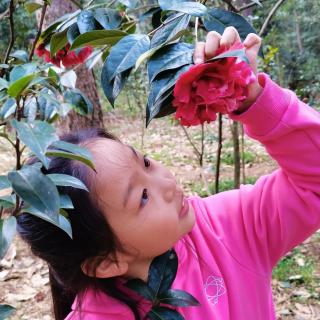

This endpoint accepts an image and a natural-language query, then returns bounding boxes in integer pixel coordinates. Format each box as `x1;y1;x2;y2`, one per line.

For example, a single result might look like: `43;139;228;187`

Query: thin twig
2;0;15;65
221;0;238;12
259;0;286;37
29;2;48;61
200;123;204;167
239;0;267;12
180;125;201;161
0;121;7;127
215;113;223;193
240;123;246;184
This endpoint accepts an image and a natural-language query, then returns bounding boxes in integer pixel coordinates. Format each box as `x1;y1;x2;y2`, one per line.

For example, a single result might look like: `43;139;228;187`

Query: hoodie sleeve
201;73;320;276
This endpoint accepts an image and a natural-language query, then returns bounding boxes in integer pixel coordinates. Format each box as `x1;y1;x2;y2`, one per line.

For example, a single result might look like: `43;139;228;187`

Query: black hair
16;128;141;320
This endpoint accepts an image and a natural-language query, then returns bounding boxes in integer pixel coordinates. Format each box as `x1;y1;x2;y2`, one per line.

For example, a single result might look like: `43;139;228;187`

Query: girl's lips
179;196;189;219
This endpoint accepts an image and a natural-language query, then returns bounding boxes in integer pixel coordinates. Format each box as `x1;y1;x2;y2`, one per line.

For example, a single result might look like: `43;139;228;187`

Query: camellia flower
35;43;93;68
172;42;256;126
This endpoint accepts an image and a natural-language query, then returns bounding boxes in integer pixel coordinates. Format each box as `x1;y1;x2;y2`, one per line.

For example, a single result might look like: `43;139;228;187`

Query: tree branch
238;0;267;12
29;2;48;61
221;0;238;12
180;125;202;161
2;0;15;65
259;0;286;37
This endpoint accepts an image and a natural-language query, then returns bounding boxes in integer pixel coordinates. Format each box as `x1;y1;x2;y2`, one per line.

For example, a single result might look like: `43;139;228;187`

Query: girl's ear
81;256;129;278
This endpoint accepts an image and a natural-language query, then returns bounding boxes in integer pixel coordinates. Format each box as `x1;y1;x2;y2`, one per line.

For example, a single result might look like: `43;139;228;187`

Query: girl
17;28;320;320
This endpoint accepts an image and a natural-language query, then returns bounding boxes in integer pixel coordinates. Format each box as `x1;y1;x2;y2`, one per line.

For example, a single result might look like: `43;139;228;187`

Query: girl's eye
143;155;150;168
141;188;149;207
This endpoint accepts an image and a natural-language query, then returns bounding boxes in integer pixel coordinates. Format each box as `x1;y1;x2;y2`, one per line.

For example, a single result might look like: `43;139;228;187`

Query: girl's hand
193;27;263;113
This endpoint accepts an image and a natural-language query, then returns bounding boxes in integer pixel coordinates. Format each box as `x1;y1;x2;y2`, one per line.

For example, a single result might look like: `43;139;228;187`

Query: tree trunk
39;0;104;132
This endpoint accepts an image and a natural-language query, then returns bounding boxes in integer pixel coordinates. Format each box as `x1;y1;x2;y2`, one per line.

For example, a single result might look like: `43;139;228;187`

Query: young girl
17;28;320;320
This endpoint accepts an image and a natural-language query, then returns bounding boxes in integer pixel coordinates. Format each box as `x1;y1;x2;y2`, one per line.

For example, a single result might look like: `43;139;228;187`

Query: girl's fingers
243;33;261;73
220;26;241;48
193;41;206;64
205;31;222;59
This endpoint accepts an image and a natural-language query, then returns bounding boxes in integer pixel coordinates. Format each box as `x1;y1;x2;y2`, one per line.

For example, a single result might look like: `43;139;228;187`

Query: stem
200;123;204;167
148;13;184;36
240;124;246;184
232;121;240;189
259;0;286;37
195;17;199;43
180;125;202;162
2;0;15;65
215;114;222;193
29;2;48;61
239;0;267;12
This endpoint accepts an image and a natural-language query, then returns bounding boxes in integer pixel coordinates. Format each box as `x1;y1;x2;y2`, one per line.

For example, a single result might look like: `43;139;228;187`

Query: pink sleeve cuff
229;73;292;138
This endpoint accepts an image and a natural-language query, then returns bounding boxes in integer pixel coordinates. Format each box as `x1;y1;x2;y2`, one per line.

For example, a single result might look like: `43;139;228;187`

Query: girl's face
89;138;195;261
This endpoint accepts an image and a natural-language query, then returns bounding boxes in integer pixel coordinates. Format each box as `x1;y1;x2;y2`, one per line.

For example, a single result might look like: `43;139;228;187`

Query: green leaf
118;0;138;8
150;13;190;49
0;175;11;190
67;23;80;45
0;64;9;69
24;206;73;239
70;30;127;50
147;42;194;82
0;195;16;209
45;150;95;170
77;10;102;34
64;88;93;115
47;174;88;191
158;0;207;17
9;50;29;62
50;29;68;56
0;304;15;320
11;120;58;169
24;2;42;14
126;279;156;302
203;8;257;41
207;48;249;64
158;289;200;306
147;306;184;320
9;63;37;82
7;74;37;98
0;217;16;259
8;167;60;221
0;78;9;90
60;194;74;209
101;68;131;107
0;98;16;120
93;8;122;30
147;64;191;125
103;34;150;82
51;140;93;160
148;249;178;296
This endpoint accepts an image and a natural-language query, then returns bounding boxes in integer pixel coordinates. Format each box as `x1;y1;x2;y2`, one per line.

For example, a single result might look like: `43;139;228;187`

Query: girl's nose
161;177;176;202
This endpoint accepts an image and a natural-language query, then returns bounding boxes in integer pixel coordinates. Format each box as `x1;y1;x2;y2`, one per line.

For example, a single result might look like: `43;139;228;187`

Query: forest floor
1;109;319;319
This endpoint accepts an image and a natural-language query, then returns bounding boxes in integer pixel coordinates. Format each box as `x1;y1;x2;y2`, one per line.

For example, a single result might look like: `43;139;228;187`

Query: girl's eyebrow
122;145;139;209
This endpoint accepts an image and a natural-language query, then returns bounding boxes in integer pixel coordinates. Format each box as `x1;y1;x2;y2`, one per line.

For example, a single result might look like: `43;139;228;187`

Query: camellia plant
0;0;265;318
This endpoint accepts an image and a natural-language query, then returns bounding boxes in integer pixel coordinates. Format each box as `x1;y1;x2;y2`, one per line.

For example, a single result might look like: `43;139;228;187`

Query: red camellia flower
35;43;93;68
172;42;256;126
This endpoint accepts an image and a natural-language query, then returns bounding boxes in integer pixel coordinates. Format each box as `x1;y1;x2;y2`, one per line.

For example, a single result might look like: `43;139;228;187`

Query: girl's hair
16;128;141;320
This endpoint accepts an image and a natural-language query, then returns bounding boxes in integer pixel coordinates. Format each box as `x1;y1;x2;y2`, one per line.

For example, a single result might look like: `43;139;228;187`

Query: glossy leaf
126;279;156;302
9;63;37;82
104;34;150;81
207;48;249;64
50;29;68;56
147;249;178;296
158;0;207;17
147;64;191;124
0;195;16;209
77;10;102;34
0;98;16;120
93;8;122;30
45;150;95;170
60;194;74;209
147;42;194;82
101;66;131;107
24;206;73;239
24;2;42;14
11;120;58;169
0;78;9;90
203;8;257;41
8;167;60;221
118;0;138;8
70;30;127;50
158;289;200;306
47;174;88;191
9;50;29;62
147;306;184;320
0;216;16;259
150;13;190;49
24;98;37;122
60;70;77;88
0;175;10;190
7;74;37;98
67;23;80;45
51;140;93;160
0;304;15;319
64;89;93;115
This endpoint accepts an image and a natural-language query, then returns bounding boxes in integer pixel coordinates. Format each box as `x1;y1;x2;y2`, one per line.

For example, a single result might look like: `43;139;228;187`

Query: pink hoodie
65;74;320;319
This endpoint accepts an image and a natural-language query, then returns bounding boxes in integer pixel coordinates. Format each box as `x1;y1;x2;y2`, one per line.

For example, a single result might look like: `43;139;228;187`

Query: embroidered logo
204;275;226;305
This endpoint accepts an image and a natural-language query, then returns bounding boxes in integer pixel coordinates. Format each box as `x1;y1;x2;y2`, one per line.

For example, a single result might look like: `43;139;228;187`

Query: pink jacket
65;74;320;319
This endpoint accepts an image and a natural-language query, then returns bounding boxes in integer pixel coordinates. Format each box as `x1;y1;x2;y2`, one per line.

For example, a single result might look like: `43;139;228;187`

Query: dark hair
16;128;141;320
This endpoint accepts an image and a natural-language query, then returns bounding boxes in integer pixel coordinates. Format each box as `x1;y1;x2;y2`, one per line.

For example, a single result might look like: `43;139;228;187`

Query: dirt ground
0;110;319;319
